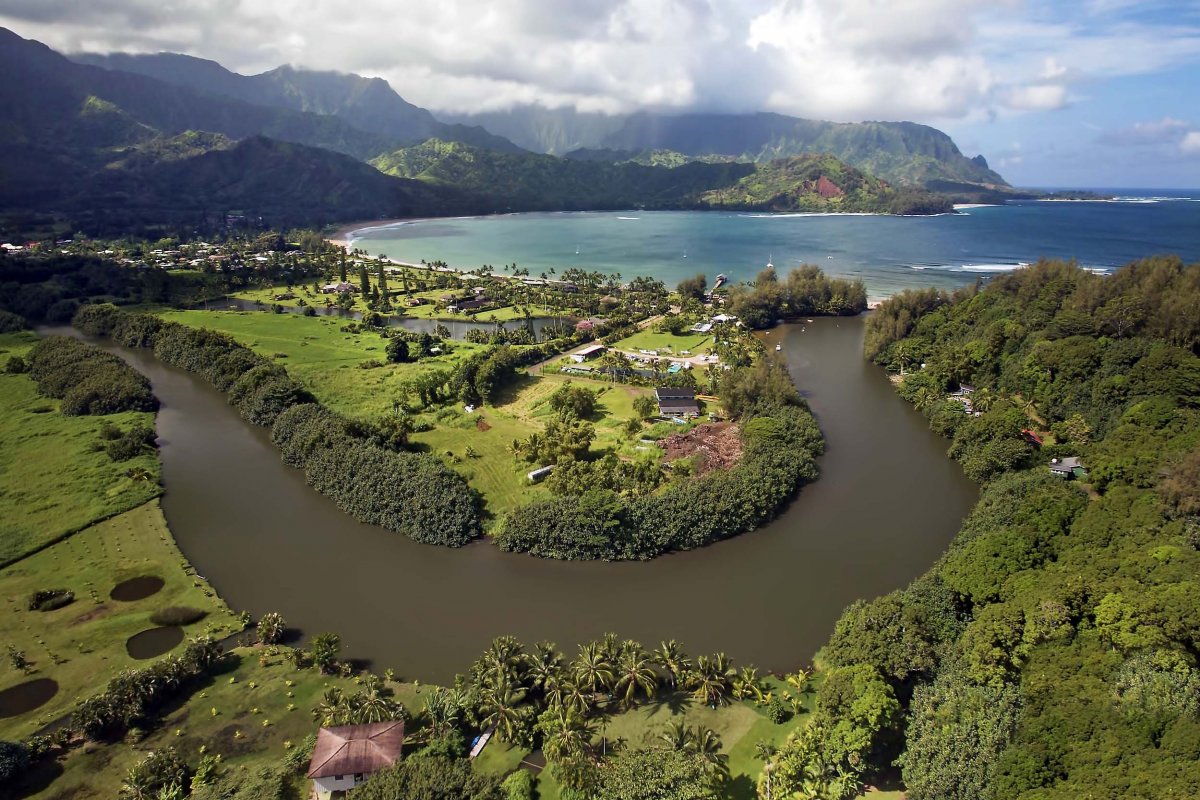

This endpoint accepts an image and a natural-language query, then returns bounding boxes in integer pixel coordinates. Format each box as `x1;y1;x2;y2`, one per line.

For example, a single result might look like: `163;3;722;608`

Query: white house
307;721;405;799
571;344;607;363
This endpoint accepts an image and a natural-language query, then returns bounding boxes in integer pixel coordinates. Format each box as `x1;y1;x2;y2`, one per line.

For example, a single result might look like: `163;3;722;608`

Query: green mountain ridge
372;139;951;214
73;51;523;154
447;106;1008;188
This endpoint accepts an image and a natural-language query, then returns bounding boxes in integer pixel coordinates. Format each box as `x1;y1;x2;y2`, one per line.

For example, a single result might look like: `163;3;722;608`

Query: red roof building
307;721;404;797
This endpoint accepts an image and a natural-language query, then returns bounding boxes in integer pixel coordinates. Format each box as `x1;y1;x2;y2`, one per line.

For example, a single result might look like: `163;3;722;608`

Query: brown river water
62;315;976;682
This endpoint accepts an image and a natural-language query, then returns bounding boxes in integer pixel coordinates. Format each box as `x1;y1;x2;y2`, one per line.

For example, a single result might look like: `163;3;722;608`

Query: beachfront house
656;387;700;417
1049;456;1087;480
307;721;405;799
571;344;607;363
320;282;356;294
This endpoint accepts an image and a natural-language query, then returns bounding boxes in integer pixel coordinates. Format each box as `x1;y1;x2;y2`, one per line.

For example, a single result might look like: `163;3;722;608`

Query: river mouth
110;576;165;602
0;678;59;719
64;315;976;682
126;626;185;659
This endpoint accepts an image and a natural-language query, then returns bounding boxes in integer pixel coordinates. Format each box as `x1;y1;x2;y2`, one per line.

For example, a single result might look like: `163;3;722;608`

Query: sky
2;0;1199;187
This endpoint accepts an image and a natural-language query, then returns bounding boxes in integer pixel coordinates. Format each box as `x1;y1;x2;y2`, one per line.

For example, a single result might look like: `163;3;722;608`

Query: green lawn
159;310;487;421
0;501;242;741
609;329;714;354
0;332;163;565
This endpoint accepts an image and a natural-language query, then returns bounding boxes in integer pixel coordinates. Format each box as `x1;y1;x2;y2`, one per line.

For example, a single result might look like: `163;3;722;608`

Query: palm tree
312;687;347;726
691;726;729;782
658;719;693;751
755;742;779;800
652;640;691;688
573;642;614;700
785;668;811;695
613;647;658;709
356;689;398;724
479;672;528;744
475;635;524;687
732;666;764;701
690;655;730;707
560;678;592;716
539;705;595;762
524;641;564;700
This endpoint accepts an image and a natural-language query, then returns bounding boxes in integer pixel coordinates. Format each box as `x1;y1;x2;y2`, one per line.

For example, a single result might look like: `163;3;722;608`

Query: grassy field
16;647;378;799
609;328;714;354
156;311;659;521
0;501;242;741
159;310;487;421
0;332;163;565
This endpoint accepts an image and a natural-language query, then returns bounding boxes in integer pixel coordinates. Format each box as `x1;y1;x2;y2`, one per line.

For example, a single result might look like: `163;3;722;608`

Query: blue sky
1;0;1198;187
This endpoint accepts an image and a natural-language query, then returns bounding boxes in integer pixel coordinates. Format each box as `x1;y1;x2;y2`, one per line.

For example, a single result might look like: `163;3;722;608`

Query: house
307;721;405;799
448;297;491;313
656;387;700;417
1049;456;1087;480
690;322;713;333
571;344;607;363
321;282;356;294
710;313;737;324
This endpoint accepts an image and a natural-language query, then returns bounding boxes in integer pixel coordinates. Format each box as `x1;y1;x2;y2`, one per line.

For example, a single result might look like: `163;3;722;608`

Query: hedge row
27;336;156;416
73;304;482;546
494;403;823;560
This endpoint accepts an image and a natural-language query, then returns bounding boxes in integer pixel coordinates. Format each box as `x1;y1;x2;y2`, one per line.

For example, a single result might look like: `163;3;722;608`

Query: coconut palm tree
560;678;592;717
652;640;691;688
690;656;730;708
479;672;528;744
523;641;564;699
755;742;779;800
658;719;693;751
475;635;524;687
690;726;729;781
732;666;764;701
613;647;658;709
356;689;398;724
312;687;347;727
539;705;595;762
573;642;615;699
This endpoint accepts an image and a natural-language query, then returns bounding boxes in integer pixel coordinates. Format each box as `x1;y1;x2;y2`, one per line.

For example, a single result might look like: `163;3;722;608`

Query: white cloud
0;0;1198;122
1100;117;1192;146
1182;131;1200;154
1004;84;1069;111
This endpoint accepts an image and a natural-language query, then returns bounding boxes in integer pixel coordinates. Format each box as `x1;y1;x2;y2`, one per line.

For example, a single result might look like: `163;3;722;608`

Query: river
71;315;976;682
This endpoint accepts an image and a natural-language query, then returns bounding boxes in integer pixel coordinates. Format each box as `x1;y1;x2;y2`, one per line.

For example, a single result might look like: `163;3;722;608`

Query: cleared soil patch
125;626;184;659
0;679;58;719
658;422;742;475
110;575;164;602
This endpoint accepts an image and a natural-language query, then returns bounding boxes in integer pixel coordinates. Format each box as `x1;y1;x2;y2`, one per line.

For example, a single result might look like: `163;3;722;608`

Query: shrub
0;740;30;785
501;769;535;800
150;607;207;626
257;612;286;645
28;337;156;416
764;695;792;723
3;355;28;374
28;589;75;612
0;309;29;333
104;424;157;461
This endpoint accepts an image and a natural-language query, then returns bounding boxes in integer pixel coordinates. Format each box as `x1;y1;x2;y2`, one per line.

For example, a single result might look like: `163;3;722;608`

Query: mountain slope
74;52;523;153
449;106;1006;188
0;27;397;161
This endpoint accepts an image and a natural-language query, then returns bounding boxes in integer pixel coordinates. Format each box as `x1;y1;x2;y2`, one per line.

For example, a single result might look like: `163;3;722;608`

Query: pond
110;575;165;602
125;626;185;660
69;315;976;682
0;679;58;719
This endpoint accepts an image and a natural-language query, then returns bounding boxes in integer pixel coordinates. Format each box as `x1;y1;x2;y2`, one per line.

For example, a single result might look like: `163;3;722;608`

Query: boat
766;254;774;269
775;344;782;352
682;250;688;259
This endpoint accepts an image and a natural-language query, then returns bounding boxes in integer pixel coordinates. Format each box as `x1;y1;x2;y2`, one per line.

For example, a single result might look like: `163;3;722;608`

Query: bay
347;192;1200;300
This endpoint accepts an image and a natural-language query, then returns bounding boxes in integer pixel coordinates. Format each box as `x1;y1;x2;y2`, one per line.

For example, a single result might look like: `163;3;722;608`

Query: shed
307;721;405;799
571;344;607;363
1049;456;1087;479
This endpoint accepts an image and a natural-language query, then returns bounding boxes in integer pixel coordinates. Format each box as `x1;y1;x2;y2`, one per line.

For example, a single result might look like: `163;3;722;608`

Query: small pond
126;626;185;659
110;576;165;602
0;678;59;718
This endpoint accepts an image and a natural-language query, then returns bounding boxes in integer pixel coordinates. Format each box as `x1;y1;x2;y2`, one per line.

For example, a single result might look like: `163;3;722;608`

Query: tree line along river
65;314;977;682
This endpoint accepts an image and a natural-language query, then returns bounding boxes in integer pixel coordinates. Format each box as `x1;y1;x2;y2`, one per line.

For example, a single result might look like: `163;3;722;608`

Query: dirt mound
658;422;742;475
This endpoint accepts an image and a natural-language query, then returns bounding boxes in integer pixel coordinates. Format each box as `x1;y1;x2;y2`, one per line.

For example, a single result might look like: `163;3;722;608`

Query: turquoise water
348;192;1200;300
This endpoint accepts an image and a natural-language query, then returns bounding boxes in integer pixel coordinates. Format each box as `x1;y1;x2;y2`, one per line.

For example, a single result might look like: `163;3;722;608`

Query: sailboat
575;244;580;255
766;254;774;269
682;250;688;259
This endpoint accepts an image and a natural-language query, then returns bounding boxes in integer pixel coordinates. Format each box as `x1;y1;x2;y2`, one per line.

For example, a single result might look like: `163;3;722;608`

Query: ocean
347;191;1200;300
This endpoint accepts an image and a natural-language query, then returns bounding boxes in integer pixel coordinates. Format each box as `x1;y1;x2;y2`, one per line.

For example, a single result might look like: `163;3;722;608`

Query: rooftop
307;721;405;779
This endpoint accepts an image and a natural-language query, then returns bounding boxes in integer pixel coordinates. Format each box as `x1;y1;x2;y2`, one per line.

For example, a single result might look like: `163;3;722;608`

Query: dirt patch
476;418;492;432
70;604;111;626
658;422;742;475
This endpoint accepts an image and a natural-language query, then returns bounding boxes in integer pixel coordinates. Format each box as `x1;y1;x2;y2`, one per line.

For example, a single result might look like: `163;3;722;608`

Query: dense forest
767;256;1200;799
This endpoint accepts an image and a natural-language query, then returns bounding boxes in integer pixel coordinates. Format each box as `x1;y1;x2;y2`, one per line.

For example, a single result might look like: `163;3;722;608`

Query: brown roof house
307;721;404;798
